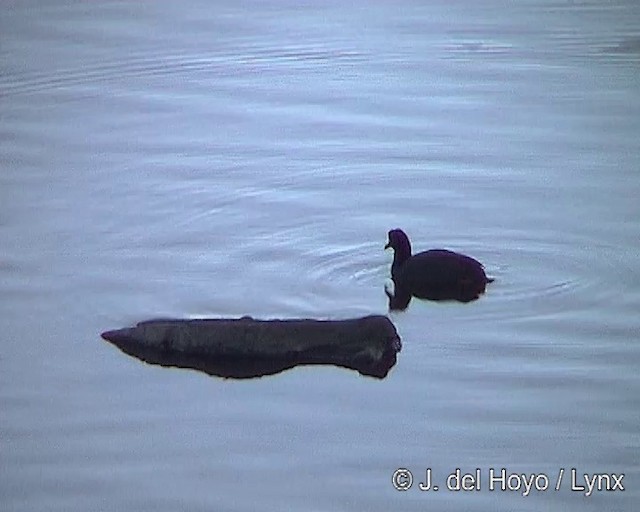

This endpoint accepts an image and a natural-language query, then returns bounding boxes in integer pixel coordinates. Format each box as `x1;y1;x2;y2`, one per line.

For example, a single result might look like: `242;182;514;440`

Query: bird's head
385;228;410;253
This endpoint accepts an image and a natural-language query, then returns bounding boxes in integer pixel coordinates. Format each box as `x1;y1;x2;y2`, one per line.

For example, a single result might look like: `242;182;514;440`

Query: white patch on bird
384;279;395;298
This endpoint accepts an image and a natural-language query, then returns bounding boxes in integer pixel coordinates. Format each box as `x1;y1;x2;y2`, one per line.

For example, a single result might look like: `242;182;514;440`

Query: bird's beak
384;241;391;250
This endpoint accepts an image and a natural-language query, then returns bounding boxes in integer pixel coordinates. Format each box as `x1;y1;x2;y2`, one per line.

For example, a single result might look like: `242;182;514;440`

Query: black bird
385;228;493;304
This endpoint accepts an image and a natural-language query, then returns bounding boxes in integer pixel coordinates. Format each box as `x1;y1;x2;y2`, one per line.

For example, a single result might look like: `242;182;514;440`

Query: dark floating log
101;315;401;379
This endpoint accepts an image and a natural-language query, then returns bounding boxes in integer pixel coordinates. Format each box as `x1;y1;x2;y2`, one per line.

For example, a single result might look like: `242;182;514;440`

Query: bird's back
395;249;490;301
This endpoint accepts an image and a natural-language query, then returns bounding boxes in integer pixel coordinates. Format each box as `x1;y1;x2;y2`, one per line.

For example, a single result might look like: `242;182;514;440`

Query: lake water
1;1;639;510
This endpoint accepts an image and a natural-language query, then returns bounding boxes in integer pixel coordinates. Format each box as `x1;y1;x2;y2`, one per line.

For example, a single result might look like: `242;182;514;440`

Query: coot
385;228;493;303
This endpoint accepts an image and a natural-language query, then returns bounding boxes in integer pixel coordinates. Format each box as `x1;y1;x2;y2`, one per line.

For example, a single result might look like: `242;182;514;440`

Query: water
1;1;639;510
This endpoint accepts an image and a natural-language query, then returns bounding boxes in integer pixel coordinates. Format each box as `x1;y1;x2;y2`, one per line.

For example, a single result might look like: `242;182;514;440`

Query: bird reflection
385;278;413;311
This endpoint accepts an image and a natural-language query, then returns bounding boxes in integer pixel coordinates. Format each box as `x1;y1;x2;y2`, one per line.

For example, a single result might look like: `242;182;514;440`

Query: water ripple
461;233;634;322
1;44;366;98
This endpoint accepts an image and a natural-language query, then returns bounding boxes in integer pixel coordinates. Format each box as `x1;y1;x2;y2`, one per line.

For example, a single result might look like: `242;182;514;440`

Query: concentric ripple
454;232;635;323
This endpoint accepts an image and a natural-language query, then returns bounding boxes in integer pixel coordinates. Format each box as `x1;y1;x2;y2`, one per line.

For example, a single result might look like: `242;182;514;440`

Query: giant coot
385;228;493;303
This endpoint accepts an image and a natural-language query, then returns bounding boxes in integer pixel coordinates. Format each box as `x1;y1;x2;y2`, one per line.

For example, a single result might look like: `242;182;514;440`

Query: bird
385;228;493;303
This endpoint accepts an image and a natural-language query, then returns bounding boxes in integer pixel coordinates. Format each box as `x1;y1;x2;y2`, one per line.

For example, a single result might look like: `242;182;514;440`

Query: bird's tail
486;277;495;283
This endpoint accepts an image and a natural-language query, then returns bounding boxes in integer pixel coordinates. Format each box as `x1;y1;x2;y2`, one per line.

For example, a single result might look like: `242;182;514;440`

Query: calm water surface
1;1;639;511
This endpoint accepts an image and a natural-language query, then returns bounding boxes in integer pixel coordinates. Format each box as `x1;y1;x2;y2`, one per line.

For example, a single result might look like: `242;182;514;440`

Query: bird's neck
391;242;412;276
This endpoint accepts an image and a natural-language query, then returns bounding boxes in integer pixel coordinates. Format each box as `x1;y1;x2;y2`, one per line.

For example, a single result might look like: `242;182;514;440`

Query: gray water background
1;1;639;510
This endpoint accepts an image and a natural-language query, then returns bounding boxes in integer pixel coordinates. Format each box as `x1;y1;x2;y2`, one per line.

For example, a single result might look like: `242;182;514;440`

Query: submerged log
101;315;401;379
